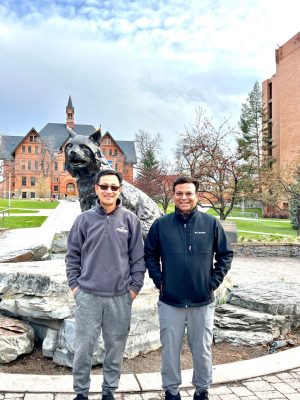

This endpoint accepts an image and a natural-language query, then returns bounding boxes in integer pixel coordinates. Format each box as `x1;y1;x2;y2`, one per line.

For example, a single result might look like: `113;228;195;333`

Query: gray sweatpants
73;289;133;397
158;301;214;394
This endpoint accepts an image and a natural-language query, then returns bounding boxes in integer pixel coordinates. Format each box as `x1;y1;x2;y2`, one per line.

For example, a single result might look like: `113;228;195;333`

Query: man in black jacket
144;177;233;400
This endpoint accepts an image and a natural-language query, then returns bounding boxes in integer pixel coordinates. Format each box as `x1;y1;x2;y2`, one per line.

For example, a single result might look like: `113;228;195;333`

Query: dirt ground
1;329;299;375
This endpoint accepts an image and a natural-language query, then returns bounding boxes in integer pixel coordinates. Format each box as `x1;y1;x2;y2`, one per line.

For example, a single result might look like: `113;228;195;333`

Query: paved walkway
0;201;300;399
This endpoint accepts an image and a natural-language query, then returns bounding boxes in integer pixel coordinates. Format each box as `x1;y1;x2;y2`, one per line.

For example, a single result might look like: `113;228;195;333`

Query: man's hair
95;169;123;185
173;176;199;192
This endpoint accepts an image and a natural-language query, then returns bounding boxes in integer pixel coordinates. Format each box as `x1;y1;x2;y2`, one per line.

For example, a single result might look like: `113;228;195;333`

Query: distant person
66;169;145;400
145;176;233;400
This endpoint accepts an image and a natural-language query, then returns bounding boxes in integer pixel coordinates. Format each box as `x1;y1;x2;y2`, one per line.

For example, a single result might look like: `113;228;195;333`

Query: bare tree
176;109;245;220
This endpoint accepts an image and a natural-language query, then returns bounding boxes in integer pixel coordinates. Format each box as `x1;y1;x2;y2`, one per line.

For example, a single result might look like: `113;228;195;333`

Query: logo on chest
117;226;129;234
194;231;206;234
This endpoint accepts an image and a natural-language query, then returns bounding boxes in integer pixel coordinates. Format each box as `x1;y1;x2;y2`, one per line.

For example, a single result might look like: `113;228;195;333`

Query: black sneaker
73;395;88;400
164;390;181;400
102;391;115;400
193;390;209;400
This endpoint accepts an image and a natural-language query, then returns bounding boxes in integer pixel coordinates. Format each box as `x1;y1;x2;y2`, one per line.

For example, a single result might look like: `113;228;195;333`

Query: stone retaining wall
232;243;300;257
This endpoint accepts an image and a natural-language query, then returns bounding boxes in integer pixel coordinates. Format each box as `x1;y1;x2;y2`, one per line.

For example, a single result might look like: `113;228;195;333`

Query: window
22;162;25;170
102;149;106;155
268;82;272;100
53;185;59;192
53;177;59;182
35;146;38;154
28;145;31;153
22;177;26;186
28;160;31;170
114;149;117;156
22;192;26;198
109;149;113;156
35;161;39;171
29;135;37;142
22;145;25;154
30;192;35;198
54;162;58;172
103;138;112;145
68;113;72;120
31;177;35;186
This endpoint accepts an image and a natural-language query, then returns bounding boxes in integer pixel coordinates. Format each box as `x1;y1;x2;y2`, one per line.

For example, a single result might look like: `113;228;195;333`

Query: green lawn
0;216;48;229
229;218;296;237
0;199;58;209
0;208;39;214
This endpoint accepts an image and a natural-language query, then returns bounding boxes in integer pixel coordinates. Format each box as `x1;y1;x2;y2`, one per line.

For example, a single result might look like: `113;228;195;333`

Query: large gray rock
229;282;300;325
0;315;35;363
0;245;48;263
214;303;288;345
0;260;74;320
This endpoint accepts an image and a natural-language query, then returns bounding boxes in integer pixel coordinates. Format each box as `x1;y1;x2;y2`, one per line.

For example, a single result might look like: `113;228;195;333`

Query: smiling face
95;174;122;213
173;182;198;214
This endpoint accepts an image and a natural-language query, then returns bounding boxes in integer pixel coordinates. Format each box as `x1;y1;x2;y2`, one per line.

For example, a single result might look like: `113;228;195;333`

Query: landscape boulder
0;315;35;363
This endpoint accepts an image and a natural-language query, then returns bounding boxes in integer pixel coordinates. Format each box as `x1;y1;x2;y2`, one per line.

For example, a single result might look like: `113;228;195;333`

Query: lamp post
8;172;11;208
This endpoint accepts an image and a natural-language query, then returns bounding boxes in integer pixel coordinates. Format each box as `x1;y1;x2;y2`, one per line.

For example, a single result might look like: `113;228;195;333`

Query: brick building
0;97;137;199
262;32;300;168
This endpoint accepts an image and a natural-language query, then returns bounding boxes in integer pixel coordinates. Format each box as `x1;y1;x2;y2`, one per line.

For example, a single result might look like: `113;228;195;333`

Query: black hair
95;169;123;185
173;176;199;192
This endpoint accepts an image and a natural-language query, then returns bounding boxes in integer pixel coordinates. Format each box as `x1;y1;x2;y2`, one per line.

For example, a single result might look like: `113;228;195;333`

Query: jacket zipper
184;223;188;307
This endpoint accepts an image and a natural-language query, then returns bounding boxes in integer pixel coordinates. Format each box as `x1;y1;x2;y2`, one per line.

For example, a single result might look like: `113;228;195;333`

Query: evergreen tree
237;81;272;200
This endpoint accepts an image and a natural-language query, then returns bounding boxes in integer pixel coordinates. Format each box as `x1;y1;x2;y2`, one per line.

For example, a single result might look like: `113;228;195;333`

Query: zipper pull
189;245;192;251
184;223;186;228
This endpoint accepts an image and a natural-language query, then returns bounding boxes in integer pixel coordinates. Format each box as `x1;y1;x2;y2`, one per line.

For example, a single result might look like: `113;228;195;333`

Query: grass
0;199;59;209
0;216;48;229
238;233;300;242
0;208;39;214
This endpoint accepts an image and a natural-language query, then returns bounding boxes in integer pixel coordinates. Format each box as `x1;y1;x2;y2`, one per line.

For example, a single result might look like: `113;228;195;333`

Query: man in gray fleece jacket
66;169;145;400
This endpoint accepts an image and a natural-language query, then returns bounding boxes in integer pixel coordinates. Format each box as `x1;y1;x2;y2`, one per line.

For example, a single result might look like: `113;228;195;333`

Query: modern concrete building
262;32;300;168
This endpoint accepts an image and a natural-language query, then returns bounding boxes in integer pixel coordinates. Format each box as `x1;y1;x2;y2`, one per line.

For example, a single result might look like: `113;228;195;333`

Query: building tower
66;96;75;129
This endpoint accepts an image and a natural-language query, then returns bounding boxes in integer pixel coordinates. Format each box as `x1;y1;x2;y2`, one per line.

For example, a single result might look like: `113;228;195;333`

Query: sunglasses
96;184;120;192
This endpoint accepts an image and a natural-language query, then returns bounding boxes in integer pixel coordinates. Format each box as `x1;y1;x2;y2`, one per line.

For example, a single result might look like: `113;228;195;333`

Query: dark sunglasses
96;184;120;192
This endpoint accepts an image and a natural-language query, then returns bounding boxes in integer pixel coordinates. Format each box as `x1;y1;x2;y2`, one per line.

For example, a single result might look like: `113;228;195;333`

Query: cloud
0;0;299;159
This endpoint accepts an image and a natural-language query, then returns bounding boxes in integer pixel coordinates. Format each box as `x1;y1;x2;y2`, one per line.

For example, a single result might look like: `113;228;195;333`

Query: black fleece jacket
144;208;233;307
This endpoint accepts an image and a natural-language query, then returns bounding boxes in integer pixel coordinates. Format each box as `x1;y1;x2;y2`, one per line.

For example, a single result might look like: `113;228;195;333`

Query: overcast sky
0;0;299;159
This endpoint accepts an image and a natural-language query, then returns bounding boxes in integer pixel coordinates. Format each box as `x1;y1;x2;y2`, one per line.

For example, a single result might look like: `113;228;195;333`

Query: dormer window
29;135;37;142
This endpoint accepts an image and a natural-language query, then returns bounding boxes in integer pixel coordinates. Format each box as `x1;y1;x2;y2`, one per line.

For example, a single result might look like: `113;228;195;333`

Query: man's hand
72;286;78;296
129;289;137;300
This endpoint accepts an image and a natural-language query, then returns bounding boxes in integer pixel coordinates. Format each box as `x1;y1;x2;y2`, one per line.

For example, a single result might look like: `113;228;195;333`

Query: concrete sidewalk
0;200;81;256
1;349;300;398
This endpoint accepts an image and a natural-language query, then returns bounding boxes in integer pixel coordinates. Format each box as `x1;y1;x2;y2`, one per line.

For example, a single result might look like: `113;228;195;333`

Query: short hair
173;176;199;192
95;169;123;186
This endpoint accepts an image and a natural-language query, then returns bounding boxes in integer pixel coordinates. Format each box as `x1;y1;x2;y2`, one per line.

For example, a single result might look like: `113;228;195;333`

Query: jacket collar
175;206;198;222
95;198;121;216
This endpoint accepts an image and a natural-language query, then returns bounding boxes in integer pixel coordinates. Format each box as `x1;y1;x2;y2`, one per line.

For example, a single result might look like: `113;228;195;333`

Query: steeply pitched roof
116;141;137;164
0;135;23;160
66;96;74;111
39;123;96;149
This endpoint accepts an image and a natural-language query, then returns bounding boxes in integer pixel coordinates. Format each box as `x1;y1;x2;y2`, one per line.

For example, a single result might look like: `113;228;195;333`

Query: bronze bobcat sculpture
64;127;162;237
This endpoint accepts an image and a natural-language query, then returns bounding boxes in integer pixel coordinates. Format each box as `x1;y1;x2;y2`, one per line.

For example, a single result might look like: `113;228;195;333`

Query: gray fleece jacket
65;201;145;296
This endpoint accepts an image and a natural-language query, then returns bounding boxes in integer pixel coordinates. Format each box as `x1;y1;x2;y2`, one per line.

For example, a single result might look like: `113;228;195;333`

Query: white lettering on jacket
117;226;129;234
194;231;206;234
